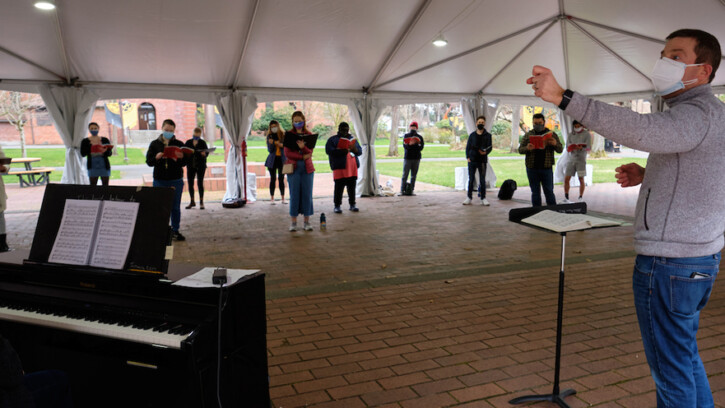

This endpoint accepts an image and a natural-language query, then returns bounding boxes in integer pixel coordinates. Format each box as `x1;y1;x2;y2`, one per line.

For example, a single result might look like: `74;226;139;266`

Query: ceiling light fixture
34;1;56;10
432;33;448;47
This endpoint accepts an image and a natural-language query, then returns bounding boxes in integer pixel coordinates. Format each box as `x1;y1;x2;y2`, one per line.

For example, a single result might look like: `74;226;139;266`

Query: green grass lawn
374;157;649;188
375;146;519;160
0;146;647;188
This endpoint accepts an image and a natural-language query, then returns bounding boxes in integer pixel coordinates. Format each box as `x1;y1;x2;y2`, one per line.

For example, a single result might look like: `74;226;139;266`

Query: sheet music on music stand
27;184;175;275
521;210;622;233
48;199;140;270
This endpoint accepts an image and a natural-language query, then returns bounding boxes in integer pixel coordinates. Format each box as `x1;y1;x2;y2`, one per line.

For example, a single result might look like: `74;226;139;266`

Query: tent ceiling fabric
1;0;724;102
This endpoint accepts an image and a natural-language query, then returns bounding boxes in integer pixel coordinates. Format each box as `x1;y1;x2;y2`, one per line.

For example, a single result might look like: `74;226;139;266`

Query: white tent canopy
2;0;725;194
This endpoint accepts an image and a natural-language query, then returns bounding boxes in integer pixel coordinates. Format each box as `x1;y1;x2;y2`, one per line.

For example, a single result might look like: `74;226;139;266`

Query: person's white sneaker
462;197;472;205
304;223;313;231
560;198;573;204
481;198;490;206
289;222;297;232
577;196;585;203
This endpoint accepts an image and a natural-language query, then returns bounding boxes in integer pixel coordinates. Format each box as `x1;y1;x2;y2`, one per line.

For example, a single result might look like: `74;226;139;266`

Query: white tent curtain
347;96;387;197
214;91;258;203
461;95;500;188
39;85;99;184
554;110;574;183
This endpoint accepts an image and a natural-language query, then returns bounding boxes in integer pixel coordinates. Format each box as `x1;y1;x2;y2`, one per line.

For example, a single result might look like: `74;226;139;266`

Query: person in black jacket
146;119;187;241
325;122;362;213
79;122;112;186
401;121;424;195
183;127;209;210
463;115;493;206
264;120;286;204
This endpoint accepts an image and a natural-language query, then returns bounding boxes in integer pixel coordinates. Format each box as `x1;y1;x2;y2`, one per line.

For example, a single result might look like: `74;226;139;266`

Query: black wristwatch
558;89;574;110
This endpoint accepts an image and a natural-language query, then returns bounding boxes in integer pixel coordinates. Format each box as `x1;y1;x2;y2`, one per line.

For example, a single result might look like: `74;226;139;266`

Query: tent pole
567;19;650;81
374;16;558;90
230;0;261;88
478;20;558;93
368;0;433;89
0;46;66;82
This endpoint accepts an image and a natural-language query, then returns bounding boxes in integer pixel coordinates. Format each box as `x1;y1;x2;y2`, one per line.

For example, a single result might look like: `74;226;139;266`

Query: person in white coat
0;146;10;252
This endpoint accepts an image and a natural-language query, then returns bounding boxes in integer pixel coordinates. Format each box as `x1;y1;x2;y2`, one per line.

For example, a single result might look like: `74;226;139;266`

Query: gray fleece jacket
565;84;725;257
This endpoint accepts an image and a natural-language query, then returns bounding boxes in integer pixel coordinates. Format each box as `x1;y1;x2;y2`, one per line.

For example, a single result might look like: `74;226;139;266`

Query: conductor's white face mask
650;57;703;96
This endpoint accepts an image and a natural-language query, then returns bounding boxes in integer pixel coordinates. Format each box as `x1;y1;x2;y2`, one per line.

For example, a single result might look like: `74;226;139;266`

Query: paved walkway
3;181;724;408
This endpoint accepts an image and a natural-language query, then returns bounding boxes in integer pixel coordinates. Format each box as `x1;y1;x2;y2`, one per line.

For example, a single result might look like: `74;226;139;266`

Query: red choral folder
566;144;587;152
90;144;113;153
404;136;421;145
337;138;355;149
529;133;553;150
163;146;194;159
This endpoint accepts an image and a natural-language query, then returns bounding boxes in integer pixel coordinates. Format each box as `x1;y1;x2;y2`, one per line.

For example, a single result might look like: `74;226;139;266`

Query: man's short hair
193;127;202;134
88;122;99;129
476;115;486;122
532;113;545;122
667;29;721;83
162;119;176;129
572;120;581;127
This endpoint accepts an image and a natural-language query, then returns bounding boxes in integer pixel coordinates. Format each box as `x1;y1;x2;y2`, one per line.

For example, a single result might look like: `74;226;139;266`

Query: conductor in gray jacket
528;29;722;408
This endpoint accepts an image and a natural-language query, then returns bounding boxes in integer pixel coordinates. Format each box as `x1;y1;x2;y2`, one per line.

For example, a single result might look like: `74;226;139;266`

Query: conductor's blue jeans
633;254;720;408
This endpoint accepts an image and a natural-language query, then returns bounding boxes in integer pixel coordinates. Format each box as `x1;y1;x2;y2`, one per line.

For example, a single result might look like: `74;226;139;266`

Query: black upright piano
0;257;270;408
0;184;270;407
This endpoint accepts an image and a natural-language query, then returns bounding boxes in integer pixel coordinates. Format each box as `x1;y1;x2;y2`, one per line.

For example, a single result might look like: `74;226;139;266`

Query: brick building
0;97;341;146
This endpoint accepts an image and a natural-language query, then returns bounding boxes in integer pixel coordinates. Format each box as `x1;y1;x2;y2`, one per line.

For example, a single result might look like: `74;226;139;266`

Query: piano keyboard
0;300;195;349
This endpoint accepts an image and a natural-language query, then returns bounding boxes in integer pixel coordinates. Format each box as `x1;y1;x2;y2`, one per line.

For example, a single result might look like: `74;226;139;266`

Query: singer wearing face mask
518;113;563;206
527;29;722;408
560;120;591;204
264;120;286;205
283;111;315;232
401;121;424;195
80;122;112;186
325;122;362;213
463;116;492;206
146;119;187;241
184;127;208;210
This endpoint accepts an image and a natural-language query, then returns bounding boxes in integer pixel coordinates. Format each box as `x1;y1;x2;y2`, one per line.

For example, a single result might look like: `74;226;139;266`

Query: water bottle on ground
320;213;326;231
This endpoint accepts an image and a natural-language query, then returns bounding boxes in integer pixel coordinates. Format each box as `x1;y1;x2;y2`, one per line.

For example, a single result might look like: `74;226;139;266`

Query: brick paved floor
3;182;725;407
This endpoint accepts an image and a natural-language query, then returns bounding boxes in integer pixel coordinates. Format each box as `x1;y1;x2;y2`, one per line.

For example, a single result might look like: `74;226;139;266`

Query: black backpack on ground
498;179;517;200
401;182;414;196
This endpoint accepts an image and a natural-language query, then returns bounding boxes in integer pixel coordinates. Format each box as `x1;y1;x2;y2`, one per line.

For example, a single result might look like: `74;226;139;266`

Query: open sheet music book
521;210;622;232
48;199;140;270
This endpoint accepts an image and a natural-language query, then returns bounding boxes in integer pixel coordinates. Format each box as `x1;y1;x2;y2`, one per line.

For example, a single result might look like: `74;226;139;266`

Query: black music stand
507;203;586;408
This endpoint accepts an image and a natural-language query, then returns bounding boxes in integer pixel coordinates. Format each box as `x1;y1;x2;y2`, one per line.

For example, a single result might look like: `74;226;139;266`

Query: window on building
138;102;157;130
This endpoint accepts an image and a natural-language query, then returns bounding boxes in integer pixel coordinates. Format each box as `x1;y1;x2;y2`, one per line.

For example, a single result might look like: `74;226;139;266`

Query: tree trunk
388;105;399;157
18;125;27;158
204;104;215;145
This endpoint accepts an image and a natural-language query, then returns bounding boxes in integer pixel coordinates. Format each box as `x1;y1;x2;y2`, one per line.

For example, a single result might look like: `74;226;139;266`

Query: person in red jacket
283;111;315;232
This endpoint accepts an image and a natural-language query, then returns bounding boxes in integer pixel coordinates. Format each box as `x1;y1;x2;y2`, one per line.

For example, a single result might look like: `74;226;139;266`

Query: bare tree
0;91;43;158
323;103;349;128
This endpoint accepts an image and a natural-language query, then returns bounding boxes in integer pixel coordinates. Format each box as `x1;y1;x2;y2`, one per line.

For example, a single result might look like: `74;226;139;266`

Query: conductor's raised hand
615;163;645;188
526;66;565;106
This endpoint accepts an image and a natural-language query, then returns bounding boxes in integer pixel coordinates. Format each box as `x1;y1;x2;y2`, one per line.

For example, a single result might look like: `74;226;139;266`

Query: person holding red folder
401;121;424;195
184;127;209;209
283;111;315;232
146;119;187;241
518;113;562;206
80;122;112;186
561;120;591;203
325;122;362;213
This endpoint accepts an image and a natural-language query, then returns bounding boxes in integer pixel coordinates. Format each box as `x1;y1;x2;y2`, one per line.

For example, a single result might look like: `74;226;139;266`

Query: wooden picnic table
8;157;53;187
10;157;41;171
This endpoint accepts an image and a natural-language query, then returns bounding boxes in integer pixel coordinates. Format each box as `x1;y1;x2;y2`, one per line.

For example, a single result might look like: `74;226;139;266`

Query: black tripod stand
509;231;576;408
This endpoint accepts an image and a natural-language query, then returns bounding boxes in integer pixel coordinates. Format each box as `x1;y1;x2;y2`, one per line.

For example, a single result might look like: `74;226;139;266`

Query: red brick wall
0;98;199;145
